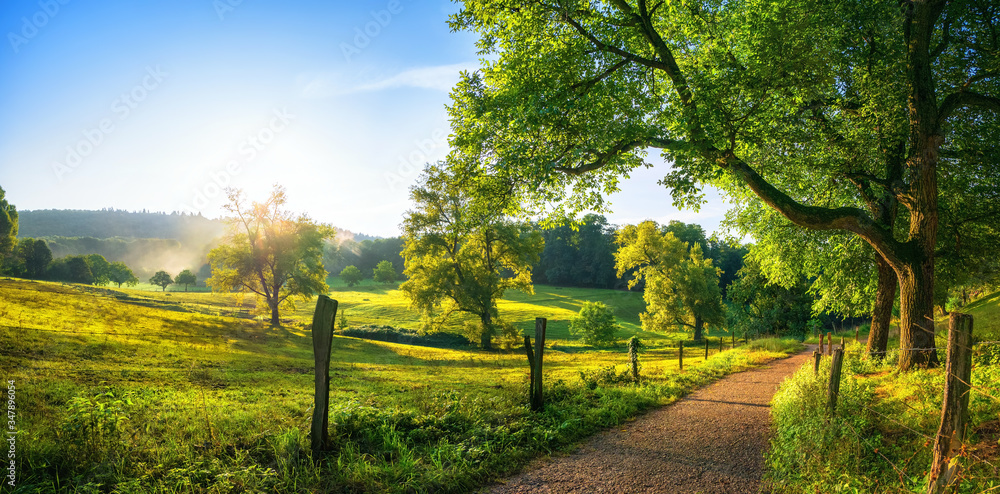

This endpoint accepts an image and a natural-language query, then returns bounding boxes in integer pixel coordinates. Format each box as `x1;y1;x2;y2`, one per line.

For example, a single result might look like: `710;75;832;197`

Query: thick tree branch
937;90;1000;125
717;152;906;266
559;13;671;73
569;58;630;94
549;137;687;175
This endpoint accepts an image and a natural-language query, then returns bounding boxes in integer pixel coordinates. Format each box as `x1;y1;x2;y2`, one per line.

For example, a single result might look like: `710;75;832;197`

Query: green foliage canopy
206;186;331;326
400;164;543;349
149;270;173;291
0;186;17;258
615;221;724;340
569;301;621;347
108;262;138;288
339;265;363;287
174;269;197;291
372;260;396;285
447;0;999;370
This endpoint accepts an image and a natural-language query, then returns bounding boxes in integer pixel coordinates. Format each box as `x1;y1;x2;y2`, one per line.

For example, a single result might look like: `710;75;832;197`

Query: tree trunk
480;312;493;350
693;315;704;341
897;259;939;369
867;255;896;358
270;299;280;326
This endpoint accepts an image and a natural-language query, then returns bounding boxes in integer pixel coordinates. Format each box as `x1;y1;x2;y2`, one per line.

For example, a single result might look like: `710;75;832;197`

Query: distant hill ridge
17;209;225;242
16;208;382;243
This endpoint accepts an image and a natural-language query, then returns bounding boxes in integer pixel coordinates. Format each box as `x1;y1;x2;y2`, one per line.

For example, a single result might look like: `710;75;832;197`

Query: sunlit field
1;277;797;492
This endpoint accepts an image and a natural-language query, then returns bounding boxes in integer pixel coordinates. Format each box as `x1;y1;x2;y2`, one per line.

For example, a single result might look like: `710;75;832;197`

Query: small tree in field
207;186;332;326
175;269;197;291
401;164;543;350
150;270;173;291
340;265;363;287
616;221;724;341
372;260;396;284
569;301;621;347
108;262;138;288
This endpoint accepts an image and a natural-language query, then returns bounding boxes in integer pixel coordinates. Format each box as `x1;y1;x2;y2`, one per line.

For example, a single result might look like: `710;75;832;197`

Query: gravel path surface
485;348;814;494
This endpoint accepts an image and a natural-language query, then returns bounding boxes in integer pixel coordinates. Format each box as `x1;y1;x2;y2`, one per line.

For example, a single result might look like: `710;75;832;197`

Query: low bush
336;324;471;348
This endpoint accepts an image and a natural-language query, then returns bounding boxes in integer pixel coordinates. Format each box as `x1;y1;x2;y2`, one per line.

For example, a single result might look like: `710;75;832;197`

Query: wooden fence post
679;340;684;370
826;332;833;355
524;336;535;405
855;326;860;342
704;337;709;359
819;333;824;352
927;313;974;494
628;337;640;381
827;347;844;413
719;336;723;353
310;295;338;456
813;350;821;374
531;318;547;411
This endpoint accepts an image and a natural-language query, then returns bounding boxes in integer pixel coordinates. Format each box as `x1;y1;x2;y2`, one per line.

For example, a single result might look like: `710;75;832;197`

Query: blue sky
0;0;727;237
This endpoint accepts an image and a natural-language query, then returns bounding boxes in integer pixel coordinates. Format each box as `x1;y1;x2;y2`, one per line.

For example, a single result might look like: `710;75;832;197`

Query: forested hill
17;209;226;242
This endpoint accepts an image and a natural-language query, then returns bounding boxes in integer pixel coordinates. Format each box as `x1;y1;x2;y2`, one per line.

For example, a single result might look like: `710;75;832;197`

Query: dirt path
486;348;815;494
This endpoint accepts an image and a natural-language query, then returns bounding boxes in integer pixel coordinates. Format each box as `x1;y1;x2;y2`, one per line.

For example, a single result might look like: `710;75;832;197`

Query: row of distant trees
339;260;397;287
1;236;200;292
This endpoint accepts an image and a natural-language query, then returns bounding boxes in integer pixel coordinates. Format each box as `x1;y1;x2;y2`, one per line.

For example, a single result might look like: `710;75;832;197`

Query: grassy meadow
1;277;799;493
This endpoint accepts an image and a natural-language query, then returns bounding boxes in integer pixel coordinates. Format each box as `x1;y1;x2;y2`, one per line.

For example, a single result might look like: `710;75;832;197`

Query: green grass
961;290;1000;341
322;277;733;347
1;277;800;493
129;281;213;293
766;291;1000;493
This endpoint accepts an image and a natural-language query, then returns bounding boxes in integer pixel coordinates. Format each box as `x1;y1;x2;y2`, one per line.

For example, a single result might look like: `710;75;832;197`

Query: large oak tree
448;0;999;369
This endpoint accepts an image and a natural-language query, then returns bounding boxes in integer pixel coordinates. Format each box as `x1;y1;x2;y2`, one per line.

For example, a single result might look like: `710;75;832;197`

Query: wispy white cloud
298;62;479;98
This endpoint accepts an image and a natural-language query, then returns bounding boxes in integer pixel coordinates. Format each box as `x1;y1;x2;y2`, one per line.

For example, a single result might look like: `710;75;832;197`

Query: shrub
579;365;635;389
340;265;363;287
974;341;1000;367
569;301;620;347
337;324;470;348
337;308;349;330
372;260;396;284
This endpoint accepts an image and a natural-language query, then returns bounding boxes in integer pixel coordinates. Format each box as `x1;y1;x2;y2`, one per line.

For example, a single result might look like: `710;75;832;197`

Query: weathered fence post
855;326;860;342
819;333;825;353
927;313;974;494
310;295;338;456
719;336;723;353
827;347;844;413
826;332;833;355
524;336;535;405
531;318;546;411
841;337;845;351
813;350;821;374
628;336;640;381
